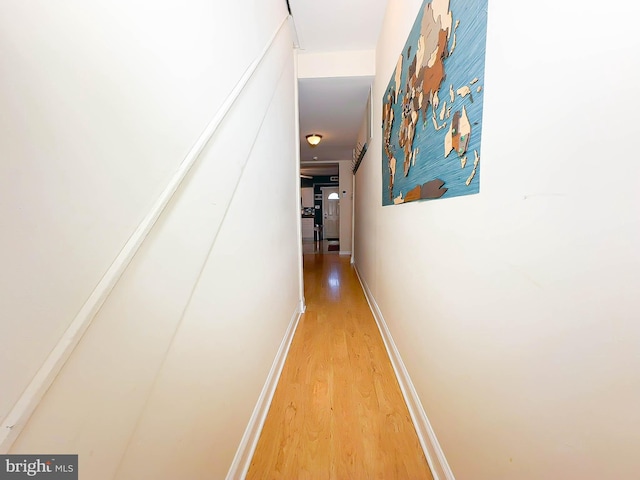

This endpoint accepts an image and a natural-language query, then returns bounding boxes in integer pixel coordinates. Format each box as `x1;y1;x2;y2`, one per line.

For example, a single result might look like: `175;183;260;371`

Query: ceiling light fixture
305;134;322;147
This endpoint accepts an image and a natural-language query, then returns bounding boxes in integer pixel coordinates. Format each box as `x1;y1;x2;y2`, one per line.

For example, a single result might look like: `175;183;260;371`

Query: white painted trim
0;14;290;454
339;250;352;256
287;15;300;49
352;264;455;480
350;174;356;266
293;46;306;318
226;306;303;480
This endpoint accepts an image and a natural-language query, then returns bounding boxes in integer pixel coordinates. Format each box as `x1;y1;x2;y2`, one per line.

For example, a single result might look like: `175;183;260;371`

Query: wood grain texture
247;254;433;479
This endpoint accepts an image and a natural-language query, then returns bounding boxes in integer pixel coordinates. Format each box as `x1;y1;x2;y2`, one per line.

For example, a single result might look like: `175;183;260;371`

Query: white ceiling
298;76;372;163
289;0;387;53
289;0;388;171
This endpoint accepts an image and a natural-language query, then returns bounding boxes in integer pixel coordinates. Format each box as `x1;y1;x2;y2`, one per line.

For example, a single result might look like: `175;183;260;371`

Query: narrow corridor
247;253;433;479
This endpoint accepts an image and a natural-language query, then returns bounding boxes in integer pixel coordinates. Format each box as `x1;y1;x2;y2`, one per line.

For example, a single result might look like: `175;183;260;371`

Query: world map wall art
382;0;488;205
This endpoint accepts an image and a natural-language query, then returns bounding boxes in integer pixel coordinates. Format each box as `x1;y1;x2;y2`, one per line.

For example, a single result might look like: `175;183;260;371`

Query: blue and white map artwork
382;0;488;205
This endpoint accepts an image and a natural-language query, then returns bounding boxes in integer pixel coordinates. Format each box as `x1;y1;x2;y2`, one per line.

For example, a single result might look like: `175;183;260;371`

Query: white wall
298;50;376;78
2;1;301;478
339;161;354;254
354;0;640;479
0;0;289;427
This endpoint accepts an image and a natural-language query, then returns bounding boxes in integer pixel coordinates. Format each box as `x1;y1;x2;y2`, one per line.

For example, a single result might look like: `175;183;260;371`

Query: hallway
247;254;433;479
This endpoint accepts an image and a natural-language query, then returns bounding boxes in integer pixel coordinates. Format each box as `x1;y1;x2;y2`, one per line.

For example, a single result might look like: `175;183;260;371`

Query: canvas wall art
382;0;488;205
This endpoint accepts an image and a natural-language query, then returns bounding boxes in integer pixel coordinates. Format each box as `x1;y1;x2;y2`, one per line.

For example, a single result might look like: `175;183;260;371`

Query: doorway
321;186;340;240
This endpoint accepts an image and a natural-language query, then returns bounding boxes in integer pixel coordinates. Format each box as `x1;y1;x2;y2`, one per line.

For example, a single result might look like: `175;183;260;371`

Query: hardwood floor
247;254;433;479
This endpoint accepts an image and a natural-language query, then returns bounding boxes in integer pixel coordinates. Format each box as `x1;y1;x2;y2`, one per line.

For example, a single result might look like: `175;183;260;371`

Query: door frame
320;186;340;240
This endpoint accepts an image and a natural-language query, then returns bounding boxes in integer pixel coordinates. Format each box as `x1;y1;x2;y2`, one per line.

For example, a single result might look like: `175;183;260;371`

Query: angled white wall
1;1;301;478
354;0;640;479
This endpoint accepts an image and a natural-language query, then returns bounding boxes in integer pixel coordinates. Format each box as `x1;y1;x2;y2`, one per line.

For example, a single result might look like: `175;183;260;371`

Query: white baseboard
352;264;455;480
339;250;352;256
226;305;303;479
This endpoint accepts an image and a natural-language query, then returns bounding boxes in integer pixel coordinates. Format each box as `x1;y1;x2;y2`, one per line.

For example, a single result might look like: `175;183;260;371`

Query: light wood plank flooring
247;254;433;479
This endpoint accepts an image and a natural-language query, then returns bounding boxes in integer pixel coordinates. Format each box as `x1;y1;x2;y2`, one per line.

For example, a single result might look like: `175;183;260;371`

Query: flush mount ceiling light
305;134;322;147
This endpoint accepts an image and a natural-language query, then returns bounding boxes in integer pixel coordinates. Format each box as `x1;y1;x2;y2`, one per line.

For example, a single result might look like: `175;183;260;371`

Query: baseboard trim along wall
226;305;303;480
353;264;456;480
